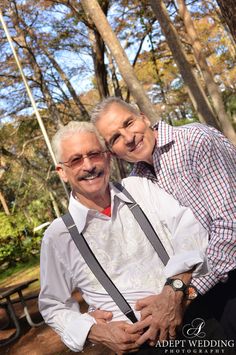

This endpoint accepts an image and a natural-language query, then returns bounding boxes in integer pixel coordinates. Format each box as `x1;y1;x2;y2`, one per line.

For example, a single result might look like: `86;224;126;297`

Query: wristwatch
164;278;187;292
185;284;198;300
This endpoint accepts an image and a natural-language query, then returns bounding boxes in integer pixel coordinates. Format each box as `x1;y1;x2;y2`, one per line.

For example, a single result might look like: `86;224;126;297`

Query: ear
56;164;68;183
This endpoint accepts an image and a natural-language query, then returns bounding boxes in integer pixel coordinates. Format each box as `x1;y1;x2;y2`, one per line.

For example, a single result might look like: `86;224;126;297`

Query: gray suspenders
62;212;138;323
62;182;170;323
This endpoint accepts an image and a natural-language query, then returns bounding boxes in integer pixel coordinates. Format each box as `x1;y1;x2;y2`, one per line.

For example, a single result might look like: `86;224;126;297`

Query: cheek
112;143;127;157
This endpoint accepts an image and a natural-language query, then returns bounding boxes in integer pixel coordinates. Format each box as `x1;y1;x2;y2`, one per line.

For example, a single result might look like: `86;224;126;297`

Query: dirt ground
0;293;114;355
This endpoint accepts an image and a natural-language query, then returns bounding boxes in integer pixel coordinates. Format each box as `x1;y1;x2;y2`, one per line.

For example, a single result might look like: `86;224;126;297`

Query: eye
87;151;102;159
125;119;134;127
109;133;121;147
70;156;83;167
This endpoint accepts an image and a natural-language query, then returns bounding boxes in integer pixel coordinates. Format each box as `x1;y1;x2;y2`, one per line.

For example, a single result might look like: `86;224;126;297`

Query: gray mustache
78;168;103;181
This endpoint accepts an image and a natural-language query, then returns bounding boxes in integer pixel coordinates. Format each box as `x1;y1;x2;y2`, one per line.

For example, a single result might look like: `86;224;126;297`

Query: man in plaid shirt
91;96;236;344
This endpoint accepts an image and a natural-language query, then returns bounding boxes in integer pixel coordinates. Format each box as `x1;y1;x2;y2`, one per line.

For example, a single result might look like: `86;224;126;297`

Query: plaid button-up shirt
132;121;236;294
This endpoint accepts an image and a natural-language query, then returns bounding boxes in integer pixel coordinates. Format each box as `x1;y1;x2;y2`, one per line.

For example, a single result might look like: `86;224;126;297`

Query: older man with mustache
39;121;212;354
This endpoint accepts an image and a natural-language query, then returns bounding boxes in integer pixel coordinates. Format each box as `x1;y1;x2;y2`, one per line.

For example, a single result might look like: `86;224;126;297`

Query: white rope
0;10;69;199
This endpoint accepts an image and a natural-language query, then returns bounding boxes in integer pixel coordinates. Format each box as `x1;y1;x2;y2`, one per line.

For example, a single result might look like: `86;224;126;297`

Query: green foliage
172;118;199;126
0;256;39;284
223;91;236;115
0;211;43;268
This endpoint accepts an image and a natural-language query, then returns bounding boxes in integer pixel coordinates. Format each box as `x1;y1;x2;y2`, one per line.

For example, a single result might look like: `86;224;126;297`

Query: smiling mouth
129;139;143;152
79;171;103;181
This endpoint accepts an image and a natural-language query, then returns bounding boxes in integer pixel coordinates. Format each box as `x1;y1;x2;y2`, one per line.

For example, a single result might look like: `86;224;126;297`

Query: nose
82;156;95;171
120;128;134;144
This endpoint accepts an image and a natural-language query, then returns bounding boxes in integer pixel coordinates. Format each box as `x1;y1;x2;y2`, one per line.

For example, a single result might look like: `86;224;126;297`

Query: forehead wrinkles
60;133;102;159
102;112;135;138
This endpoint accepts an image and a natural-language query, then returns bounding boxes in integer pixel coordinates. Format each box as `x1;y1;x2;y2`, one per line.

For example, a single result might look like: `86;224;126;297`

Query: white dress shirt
39;177;209;352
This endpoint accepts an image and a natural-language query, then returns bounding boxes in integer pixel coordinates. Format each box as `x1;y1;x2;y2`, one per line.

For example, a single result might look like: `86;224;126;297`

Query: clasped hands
88;287;185;354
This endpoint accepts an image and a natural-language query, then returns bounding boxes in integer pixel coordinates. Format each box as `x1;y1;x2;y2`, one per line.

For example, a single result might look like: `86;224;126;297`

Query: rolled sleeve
162;199;210;278
164;250;208;278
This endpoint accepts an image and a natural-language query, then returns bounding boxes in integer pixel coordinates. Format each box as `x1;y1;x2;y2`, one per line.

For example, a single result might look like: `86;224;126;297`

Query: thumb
89;309;113;322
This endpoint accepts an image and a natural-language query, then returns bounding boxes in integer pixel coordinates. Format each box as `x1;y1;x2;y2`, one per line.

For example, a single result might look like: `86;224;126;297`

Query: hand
89;309;113;324
88;321;141;354
128;287;185;346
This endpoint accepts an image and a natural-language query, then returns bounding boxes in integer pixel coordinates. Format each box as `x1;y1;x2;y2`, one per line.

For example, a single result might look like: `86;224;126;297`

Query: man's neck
74;189;111;212
144;129;157;166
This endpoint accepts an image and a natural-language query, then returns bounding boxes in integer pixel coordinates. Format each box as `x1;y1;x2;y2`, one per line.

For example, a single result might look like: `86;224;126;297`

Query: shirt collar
68;193;90;233
67;183;133;233
155;121;174;148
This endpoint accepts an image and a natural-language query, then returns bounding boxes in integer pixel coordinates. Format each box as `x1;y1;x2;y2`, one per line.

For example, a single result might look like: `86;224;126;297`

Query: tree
216;0;236;42
7;0;63;128
176;0;236;143
53;0;111;100
148;0;222;130
80;0;158;122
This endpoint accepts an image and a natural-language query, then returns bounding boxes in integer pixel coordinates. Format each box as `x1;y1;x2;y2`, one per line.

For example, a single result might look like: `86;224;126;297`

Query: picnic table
0;278;44;347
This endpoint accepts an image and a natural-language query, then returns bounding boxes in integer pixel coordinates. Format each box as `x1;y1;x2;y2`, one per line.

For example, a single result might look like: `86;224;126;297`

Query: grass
0;257;40;291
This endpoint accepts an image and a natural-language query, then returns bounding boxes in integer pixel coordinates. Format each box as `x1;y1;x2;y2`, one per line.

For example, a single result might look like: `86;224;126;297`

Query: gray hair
90;97;140;125
52;121;106;162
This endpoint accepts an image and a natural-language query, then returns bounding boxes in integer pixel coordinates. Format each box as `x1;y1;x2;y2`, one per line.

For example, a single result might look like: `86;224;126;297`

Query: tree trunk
176;0;236;143
107;49;123;98
216;0;236;42
66;0;110;100
80;0;158;122
88;27;110;98
0;191;10;215
149;0;220;130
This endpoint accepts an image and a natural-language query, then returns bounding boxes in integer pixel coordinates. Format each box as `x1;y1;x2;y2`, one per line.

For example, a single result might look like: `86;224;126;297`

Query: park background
0;0;235;353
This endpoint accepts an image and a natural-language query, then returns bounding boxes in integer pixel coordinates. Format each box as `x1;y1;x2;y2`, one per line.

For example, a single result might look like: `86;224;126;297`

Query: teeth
84;175;98;180
131;142;141;152
136;141;142;148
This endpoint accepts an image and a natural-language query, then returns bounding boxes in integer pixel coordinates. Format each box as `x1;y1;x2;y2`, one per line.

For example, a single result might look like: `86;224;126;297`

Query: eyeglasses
59;151;107;169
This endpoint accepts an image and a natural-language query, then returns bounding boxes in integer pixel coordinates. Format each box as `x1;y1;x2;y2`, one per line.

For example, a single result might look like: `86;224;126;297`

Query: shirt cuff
192;272;228;295
62;313;96;352
164;251;209;279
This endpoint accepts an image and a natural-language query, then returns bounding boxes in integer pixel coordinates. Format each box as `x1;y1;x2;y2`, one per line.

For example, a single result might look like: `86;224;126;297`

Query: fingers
89;309;113;323
113;323;141;353
139;306;152;321
125;316;152;335
134;328;150;346
168;324;177;340
158;327;169;342
135;295;155;311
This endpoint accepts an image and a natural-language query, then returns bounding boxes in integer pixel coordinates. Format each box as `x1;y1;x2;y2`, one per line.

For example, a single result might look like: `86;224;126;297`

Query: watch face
172;279;184;289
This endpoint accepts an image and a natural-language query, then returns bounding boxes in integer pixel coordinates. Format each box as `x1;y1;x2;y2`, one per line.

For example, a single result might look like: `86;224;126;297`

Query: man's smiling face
57;131;110;202
95;103;156;165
